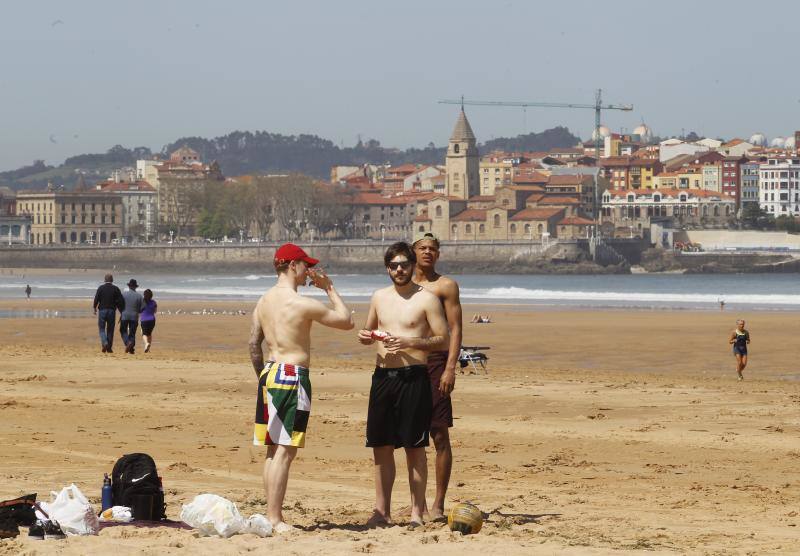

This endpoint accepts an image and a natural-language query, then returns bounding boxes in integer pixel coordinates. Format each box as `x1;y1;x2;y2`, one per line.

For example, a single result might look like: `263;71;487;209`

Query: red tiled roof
516;162;545;171
539;195;580;205
506;185;546;192
522;151;549;160
388;164;426;175
600;156;633;167
524;193;546;204
509;207;564;221
547;174;592;186
96;180;156;193
558;216;595;225
468;195;496;202
723;138;745;147
512;172;548;185
450;209;487;222
350;193;408;206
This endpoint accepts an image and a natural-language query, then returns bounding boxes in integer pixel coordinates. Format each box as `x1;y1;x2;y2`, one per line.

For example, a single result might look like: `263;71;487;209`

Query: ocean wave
461;287;800;305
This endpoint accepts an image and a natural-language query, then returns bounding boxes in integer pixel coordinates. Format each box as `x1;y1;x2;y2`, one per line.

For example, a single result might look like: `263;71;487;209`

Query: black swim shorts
366;365;432;449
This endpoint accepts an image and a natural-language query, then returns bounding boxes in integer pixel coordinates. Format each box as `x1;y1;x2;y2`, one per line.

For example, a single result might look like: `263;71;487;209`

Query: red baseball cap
274;243;319;267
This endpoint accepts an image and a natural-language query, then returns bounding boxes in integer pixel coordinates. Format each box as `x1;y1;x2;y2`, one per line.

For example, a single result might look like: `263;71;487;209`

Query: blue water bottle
102;473;113;511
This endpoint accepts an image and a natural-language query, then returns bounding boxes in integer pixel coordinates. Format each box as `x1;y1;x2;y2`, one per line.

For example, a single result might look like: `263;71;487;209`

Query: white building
96;179;158;240
702;164;721;193
136;159;162;189
696;138;723;149
601;188;736;236
759;158;800;216
659;140;709;162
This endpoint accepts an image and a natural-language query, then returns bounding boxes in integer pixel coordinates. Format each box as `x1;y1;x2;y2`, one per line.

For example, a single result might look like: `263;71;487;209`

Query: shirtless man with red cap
249;243;354;533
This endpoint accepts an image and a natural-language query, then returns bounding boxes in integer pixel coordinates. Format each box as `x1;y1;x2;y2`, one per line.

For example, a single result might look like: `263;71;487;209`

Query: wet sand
1;300;799;554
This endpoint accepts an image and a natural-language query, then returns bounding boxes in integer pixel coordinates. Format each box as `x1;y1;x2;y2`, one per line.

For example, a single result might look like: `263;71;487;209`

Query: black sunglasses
387;261;413;271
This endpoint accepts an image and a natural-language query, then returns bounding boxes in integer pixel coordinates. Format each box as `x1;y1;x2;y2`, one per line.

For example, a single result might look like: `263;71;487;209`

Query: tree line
160;174;355;240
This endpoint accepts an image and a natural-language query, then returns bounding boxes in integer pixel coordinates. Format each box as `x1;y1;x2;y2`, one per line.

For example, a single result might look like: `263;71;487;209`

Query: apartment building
759;157;800;216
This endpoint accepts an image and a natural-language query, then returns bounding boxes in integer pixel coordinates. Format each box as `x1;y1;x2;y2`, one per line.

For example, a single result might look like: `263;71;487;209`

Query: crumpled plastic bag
241;513;272;537
180;494;272;538
38;484;99;536
99;506;133;522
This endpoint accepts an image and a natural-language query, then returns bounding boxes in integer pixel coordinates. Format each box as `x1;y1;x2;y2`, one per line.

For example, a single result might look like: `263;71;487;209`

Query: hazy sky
2;0;799;170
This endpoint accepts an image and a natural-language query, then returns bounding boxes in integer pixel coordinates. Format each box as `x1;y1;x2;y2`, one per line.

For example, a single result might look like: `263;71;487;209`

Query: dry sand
1;299;799;554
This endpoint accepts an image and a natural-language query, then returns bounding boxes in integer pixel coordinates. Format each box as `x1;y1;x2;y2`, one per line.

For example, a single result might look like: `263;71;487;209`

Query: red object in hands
371;330;389;341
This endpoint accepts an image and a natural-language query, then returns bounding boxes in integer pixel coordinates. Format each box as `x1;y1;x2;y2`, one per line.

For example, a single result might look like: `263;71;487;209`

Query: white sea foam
461;287;800;306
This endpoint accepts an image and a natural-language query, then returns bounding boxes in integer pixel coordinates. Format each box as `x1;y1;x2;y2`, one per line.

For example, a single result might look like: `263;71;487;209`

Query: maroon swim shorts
427;351;453;429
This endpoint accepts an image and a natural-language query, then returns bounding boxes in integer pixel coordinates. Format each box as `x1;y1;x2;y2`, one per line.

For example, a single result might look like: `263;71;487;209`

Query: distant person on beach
120;279;144;354
92;274;124;353
249;243;353;533
412;231;461;522
729;319;751;381
140;289;157;353
25;284;31;299
358;241;449;529
718;297;725;311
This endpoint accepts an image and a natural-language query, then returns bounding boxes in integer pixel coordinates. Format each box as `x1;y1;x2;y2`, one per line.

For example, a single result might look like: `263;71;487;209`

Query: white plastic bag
44;484;100;536
180;494;246;538
241;514;273;537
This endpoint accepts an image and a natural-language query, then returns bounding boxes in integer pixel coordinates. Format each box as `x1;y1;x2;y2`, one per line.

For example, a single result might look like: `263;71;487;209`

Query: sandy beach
1;299;799;554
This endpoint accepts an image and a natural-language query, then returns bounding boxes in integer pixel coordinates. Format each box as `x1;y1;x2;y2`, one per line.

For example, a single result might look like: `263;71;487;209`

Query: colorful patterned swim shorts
253;361;312;448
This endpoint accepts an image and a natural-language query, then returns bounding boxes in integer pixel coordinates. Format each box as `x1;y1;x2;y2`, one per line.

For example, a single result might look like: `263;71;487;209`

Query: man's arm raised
248;308;265;376
304;269;354;330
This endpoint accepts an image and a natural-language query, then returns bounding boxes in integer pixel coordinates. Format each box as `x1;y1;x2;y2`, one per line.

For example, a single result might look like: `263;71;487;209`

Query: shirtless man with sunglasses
357;241;449;529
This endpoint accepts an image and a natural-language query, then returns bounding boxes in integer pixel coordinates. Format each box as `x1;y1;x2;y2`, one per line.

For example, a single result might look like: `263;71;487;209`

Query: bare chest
376;298;428;335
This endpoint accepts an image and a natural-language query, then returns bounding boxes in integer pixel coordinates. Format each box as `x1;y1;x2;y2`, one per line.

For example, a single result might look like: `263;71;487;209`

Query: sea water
0;272;798;311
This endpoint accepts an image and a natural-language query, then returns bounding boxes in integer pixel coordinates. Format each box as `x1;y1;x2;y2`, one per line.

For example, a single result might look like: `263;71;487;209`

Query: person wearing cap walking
120;278;144;354
249;242;354;533
411;231;462;522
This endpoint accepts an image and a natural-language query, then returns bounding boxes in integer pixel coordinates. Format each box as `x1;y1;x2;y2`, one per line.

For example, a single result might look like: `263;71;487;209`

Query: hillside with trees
0;127;581;190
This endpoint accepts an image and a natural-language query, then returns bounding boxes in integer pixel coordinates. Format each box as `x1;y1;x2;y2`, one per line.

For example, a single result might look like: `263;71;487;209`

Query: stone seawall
0;241;584;273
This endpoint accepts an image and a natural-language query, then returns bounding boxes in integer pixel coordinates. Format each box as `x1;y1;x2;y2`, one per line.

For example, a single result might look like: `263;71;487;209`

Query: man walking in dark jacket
93;274;124;353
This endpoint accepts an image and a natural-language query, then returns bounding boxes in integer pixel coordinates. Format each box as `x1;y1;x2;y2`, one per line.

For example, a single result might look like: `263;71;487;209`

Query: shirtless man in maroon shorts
412;231;462;521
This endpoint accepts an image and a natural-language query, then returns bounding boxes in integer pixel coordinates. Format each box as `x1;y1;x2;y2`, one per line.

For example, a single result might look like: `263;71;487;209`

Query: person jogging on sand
412;231;462;522
729;319;751;381
358;241;449;530
249;243;353;533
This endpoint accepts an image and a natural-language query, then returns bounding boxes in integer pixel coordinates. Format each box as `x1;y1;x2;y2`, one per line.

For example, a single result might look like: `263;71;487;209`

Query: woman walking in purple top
140;289;158;353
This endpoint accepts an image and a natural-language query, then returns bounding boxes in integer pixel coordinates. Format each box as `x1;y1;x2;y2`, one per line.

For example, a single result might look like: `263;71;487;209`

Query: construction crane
439;89;633;244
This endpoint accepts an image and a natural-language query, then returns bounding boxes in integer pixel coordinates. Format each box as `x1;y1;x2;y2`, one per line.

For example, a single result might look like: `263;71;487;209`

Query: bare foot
273;521;295;534
366;510;393;528
430;508;447;523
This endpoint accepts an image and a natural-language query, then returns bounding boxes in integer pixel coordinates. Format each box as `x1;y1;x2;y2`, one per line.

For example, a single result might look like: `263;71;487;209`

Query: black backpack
111;453;166;520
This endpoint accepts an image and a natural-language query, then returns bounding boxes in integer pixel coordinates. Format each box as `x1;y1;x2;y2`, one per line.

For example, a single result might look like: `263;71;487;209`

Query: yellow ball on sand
448;502;483;534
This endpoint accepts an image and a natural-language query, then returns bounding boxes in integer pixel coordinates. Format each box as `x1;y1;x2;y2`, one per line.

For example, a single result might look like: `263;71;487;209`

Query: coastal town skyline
3;0;800;170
